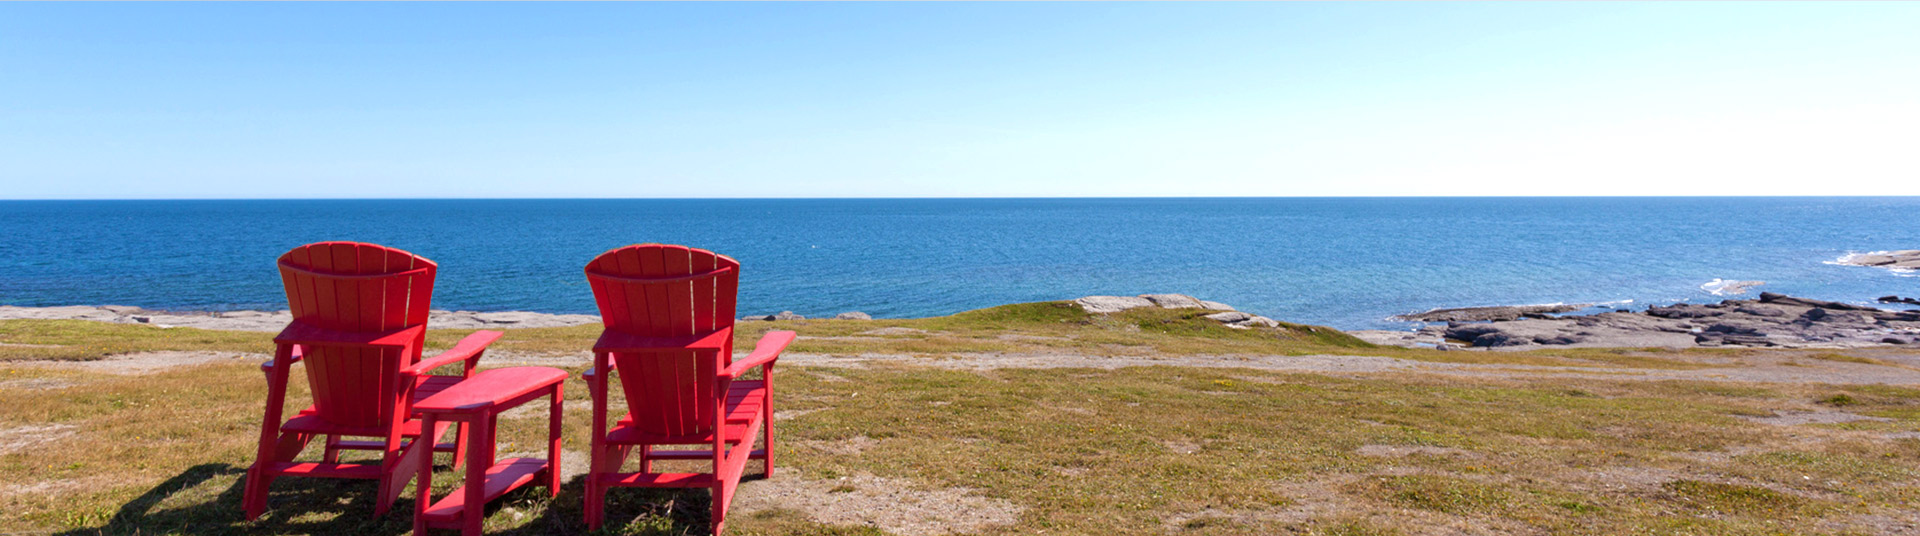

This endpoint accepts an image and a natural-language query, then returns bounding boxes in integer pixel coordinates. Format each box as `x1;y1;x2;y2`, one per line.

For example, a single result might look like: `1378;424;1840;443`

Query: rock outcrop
1393;303;1591;323
1359;293;1920;350
834;312;872;320
1073;294;1276;329
1841;250;1920;271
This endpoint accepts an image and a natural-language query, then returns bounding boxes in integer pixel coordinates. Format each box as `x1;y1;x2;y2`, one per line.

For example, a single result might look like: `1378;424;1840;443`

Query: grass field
3;303;1918;535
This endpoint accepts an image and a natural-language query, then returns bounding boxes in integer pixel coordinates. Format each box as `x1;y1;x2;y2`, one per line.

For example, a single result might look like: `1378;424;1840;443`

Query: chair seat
607;383;766;445
281;375;466;437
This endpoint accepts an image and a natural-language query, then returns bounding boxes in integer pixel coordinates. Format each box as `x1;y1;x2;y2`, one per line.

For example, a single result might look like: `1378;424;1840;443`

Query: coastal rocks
1072;296;1155;314
1140;294;1206;309
1073;294;1235;314
1201;311;1279;329
1840;250;1920;271
430;310;602;329
1700;279;1765;296
1380;292;1920;350
1394;303;1590;322
742;311;807;321
1879;296;1920;306
1072;294;1269;329
835;312;873;320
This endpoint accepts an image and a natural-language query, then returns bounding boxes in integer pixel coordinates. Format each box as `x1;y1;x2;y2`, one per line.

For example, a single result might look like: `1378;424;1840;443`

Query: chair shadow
55;463;754;535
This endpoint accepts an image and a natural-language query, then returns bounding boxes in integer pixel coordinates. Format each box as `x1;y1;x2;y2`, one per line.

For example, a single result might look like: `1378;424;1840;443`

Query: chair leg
584;474;603;531
639;444;653;474
322;434;341;463
710;481;727;535
242;463;272;521
762;407;775;477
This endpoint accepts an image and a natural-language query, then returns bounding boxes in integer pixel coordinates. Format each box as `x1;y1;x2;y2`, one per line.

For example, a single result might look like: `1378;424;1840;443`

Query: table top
414;366;567;413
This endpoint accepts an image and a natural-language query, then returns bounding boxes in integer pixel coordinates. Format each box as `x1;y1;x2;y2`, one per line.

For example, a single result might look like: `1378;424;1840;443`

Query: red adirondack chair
243;242;505;520
580;244;796;534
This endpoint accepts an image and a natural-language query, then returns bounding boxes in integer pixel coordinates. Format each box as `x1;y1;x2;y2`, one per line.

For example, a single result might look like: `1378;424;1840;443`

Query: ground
3;303;1919;535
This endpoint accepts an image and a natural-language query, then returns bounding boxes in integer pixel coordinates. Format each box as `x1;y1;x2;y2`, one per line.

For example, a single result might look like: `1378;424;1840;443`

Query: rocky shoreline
1839;250;1920;271
1354;293;1920;350
9;290;1920;352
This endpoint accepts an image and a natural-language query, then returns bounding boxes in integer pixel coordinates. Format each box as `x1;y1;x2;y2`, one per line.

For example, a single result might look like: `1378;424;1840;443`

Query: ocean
2;197;1916;330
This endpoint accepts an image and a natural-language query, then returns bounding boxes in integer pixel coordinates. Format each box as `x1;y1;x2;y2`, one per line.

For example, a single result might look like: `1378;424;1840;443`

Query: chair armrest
260;345;305;372
404;330;503;376
274;321;425;349
592;326;732;353
721;330;796;380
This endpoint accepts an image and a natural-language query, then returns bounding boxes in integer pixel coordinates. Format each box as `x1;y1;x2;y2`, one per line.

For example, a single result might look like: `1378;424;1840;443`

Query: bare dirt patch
31;351;260;375
1161;439;1201;454
797;435;879;456
1;475;113;498
731;469;1023;536
858;327;928;336
0;377;79;390
772;408;823;420
0;423;77;455
1355;445;1477;458
1741;410;1892;426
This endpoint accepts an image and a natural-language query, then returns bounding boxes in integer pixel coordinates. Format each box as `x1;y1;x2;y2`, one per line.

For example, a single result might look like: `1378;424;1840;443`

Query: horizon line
7;194;1920;202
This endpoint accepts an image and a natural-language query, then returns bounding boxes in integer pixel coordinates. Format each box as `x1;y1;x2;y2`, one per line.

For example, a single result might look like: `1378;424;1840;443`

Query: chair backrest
278;241;437;429
585;244;740;439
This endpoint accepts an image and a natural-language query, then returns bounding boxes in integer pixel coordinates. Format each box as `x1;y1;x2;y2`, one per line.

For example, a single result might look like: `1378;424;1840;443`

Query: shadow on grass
56;463;729;536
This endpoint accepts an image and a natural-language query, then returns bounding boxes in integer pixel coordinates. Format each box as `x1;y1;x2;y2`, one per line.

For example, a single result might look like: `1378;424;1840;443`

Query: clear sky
2;2;1916;199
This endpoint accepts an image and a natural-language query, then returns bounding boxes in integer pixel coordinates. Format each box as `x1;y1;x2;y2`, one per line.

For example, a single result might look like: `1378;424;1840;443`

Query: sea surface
3;198;1917;330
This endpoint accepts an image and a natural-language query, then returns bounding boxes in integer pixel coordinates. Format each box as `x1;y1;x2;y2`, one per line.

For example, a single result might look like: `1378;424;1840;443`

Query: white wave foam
1700;279;1765;296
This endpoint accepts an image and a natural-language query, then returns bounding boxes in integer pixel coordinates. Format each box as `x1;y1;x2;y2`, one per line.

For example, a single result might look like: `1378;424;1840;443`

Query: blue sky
1;2;1916;199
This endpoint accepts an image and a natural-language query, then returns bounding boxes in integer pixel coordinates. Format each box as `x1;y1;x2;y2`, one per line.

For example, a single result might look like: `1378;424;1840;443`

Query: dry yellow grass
2;307;1918;535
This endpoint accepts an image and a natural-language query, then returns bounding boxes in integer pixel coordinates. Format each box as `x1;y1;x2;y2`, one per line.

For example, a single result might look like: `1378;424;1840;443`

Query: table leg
462;415;494;536
412;415;438;536
547;383;563;495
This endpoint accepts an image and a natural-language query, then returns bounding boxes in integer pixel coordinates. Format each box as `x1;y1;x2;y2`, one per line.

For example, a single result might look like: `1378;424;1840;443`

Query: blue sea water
2;198;1917;330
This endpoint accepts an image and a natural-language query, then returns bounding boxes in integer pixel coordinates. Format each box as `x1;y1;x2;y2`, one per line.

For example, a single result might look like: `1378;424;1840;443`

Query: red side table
411;366;567;536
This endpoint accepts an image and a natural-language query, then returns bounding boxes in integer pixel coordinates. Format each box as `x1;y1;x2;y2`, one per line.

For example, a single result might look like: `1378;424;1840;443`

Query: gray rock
1646;304;1723;319
772;311;805;321
1444;324;1504;342
1395;303;1589;322
1073;296;1154;314
1841;250;1920;270
1203;312;1253;323
1243;316;1280;328
1139;294;1207;309
1472;332;1533;347
834;312;872;320
1199;300;1236;311
1760;292;1881;311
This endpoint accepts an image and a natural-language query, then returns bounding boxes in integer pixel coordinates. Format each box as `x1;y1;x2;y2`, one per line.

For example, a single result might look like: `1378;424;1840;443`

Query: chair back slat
585;244;740;438
277;242;437;430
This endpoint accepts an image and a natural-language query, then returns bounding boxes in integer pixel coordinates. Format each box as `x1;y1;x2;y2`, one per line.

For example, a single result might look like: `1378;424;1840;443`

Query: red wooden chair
580;244;797;534
243;242;505;520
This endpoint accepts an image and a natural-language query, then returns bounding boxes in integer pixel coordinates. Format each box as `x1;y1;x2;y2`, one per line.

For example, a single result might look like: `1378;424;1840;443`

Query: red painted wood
245;242;498;522
418;458;549;524
581;244;791;534
415;367;569;413
600;471;715;487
